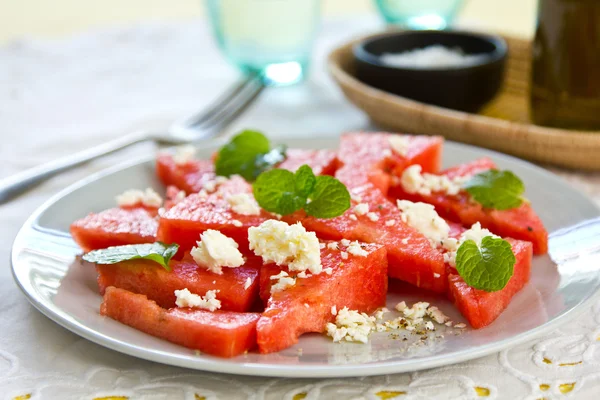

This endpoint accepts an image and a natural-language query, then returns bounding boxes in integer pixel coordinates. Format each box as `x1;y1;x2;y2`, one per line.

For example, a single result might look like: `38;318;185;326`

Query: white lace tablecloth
2;18;600;400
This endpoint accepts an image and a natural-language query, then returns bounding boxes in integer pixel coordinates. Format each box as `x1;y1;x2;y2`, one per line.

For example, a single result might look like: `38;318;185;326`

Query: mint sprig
253;164;350;218
82;242;179;271
215;130;286;181
463;169;526;210
455;236;515;292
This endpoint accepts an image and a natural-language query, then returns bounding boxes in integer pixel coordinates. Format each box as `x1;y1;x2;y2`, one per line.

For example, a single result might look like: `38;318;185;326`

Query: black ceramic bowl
353;30;507;113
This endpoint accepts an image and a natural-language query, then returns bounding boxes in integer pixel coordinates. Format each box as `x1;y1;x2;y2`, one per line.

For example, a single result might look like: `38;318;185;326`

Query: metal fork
0;73;264;205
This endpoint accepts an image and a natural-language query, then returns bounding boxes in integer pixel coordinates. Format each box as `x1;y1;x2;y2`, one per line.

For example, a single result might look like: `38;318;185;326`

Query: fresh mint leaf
305;175;351;219
215;130;285;181
294;164;316;198
252;165;350;218
463;169;525;210
455;236;515;292
253;169;307;215
82;242;179;272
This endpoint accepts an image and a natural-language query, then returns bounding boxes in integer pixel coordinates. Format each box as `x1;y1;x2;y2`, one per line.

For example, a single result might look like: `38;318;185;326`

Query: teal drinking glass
375;0;464;30
205;0;321;86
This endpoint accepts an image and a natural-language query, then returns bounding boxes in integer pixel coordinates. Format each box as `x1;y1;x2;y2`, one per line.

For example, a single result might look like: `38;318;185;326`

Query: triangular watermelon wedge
256;240;387;353
101;286;259;357
389;157;548;254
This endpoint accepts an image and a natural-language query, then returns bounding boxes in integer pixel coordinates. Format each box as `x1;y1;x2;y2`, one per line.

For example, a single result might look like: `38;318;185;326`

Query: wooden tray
328;34;600;170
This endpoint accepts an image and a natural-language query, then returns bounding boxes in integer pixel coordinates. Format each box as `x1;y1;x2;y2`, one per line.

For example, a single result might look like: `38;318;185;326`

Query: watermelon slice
96;255;261;311
256;241;387;353
285;184;447;293
157;177;271;256
447;238;532;328
335;132;443;194
389;158;548;254
157;148;339;195
101;286;259;357
71;208;158;252
277;149;338;175
156;153;216;194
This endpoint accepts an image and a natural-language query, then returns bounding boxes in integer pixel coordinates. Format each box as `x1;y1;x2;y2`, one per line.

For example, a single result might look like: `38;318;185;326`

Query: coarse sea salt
380;45;488;69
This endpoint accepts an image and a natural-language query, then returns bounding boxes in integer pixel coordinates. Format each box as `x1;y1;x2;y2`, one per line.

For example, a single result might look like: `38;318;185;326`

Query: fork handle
0;130;150;204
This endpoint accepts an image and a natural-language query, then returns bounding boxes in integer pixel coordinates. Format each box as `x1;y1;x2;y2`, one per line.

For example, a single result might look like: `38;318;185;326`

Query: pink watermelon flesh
101;286;259;357
256;241;388;353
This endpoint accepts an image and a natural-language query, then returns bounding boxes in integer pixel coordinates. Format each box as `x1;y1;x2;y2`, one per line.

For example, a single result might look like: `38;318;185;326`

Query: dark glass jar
530;0;600;130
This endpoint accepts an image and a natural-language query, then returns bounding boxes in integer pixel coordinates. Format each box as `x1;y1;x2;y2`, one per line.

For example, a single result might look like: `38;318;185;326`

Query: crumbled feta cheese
349;214;358;221
366;212;380;222
297;271;308;278
443;222;500;266
425;321;435;331
327;242;339;250
400;164;468;196
354;203;369;216
427;306;449;324
172;145;196;165
270;275;296;294
190;230;245;274
323;267;333;275
226;193;261;216
331;305;337;315
397;200;450;247
248;220;322;274
385;219;396;227
347;241;368;257
174;288;221;311
340;251;349;260
433;273;441;278
244;277;252;290
319;243;326;249
382;148;392;157
270;271;289;280
341;239;351;246
350;193;363;203
454;323;467;329
325;307;375;343
388;135;410;157
203;180;217;193
116;188;163;208
304;303;310;308
231;219;243;227
401;238;409;245
403;301;430;320
395;301;407;312
174;190;186;202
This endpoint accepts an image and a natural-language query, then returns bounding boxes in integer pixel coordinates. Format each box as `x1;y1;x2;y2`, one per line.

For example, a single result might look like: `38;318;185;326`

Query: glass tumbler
375;0;464;30
205;0;321;86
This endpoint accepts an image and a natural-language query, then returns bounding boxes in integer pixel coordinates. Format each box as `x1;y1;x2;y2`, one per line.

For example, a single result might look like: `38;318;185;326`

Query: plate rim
11;137;600;378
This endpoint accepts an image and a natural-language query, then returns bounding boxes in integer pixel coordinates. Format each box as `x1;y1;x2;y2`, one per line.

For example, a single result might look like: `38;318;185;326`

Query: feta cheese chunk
190;230;245;274
366;212;380;222
354;203;369;216
400;164;468;196
248;220;322;274
172;145;196;165
270;271;297;294
174;288;221;311
397;200;450;247
325;307;376;343
244;277;252;290
443;222;500;266
388;135;410;157
346;241;368;257
226;193;261;216
116;188;163;208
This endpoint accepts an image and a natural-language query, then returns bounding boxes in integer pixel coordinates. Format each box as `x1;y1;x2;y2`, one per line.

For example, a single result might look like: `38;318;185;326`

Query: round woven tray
328;34;600;170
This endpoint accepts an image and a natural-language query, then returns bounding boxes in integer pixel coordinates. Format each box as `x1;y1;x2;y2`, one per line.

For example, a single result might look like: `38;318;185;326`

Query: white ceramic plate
11;138;600;378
